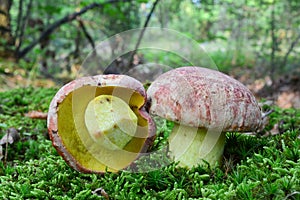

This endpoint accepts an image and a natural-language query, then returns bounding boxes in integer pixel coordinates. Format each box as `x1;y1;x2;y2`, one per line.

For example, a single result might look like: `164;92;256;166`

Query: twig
269;1;277;79
261;109;274;119
15;0;24;50
127;0;161;71
281;31;300;68
0;10;6;16
283;191;300;200
17;0;131;59
15;0;33;55
0;26;10;32
92;188;109;199
76;17;95;50
4;130;9;167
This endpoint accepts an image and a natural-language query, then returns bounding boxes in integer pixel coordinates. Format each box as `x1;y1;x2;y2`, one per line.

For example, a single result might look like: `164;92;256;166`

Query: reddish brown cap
147;67;262;132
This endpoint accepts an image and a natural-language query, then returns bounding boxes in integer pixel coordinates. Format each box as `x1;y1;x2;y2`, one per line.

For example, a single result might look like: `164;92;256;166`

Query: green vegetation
1;0;300;81
0;87;299;199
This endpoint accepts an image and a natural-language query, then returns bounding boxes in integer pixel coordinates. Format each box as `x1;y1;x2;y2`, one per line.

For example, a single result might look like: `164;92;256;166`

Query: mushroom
47;74;155;173
147;66;262;168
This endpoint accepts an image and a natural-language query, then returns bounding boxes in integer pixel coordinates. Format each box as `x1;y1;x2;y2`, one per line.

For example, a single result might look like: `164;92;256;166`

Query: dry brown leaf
0;128;20;145
24;111;48;119
0;128;20;162
269;123;280;136
276;91;300;109
92;188;109;199
247;76;272;93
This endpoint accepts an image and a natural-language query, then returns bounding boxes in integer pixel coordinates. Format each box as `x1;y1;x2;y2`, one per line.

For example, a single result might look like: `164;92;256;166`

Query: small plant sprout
147;67;262;168
47;74;156;173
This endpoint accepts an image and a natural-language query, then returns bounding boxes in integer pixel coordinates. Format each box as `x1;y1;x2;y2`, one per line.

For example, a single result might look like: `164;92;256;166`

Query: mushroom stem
85;95;138;150
168;124;226;167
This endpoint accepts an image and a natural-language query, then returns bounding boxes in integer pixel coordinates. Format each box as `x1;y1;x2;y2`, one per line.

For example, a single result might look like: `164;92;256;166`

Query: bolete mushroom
147;66;262;168
47;74;155;173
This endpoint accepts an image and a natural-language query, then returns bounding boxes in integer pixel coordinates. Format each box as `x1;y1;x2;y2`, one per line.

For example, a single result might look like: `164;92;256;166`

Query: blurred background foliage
0;0;299;93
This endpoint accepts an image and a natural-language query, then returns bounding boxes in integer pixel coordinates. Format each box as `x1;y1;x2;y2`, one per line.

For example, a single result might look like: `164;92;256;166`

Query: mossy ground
0;87;299;199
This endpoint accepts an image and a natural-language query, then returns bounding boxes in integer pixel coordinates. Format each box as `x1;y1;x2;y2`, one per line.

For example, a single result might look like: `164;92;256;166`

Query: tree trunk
0;0;14;59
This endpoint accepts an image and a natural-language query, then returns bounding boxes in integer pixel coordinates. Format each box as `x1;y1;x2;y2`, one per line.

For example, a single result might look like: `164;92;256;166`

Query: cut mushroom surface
47;74;155;173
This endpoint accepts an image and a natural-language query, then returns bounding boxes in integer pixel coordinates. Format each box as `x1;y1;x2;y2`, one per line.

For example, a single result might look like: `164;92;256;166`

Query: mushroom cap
47;74;156;173
147;66;262;132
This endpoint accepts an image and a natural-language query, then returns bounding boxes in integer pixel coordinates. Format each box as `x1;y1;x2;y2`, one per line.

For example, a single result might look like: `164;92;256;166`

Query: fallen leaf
269;123;280;136
258;100;273;108
0;128;20;145
24;111;48;119
276;92;294;108
92;188;109;199
247;76;273;93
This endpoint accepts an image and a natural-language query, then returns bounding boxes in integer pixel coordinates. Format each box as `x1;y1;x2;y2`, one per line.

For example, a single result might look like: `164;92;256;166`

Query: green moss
0;87;300;199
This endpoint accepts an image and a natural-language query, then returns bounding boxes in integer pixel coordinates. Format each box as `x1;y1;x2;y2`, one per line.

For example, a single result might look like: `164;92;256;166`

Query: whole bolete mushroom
147;66;262;168
47;74;155;173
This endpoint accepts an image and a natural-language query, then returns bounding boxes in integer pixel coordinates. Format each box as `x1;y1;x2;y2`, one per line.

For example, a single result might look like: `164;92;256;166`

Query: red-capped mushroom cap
147;66;262;132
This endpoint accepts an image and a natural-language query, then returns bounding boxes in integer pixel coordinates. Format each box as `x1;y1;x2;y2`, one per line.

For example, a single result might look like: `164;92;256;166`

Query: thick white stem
168;124;226;168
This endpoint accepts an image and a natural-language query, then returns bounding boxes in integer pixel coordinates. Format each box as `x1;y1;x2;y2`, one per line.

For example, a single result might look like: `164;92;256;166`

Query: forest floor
0;83;299;199
0;64;299;199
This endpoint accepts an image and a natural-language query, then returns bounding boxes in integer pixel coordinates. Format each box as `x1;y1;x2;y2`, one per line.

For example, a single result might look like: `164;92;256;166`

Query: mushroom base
168;124;226;168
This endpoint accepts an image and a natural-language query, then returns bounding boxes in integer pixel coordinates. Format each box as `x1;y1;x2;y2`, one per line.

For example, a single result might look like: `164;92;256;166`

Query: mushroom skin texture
47;74;156;173
147;66;262;168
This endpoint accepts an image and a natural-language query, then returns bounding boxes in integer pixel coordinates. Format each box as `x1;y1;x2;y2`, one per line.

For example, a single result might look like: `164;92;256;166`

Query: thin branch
281;32;300;67
14;0;24;45
0;26;10;32
269;0;277;78
16;0;32;55
0;10;6;15
76;17;95;50
17;0;131;59
4;130;9;167
127;0;161;70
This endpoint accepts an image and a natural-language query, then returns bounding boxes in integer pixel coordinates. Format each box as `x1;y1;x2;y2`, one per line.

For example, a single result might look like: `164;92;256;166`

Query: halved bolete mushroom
147;66;262;168
47;74;155;173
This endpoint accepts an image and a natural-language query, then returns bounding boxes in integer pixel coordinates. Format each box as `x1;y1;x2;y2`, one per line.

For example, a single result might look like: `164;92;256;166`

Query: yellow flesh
84;95;138;150
57;86;148;172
